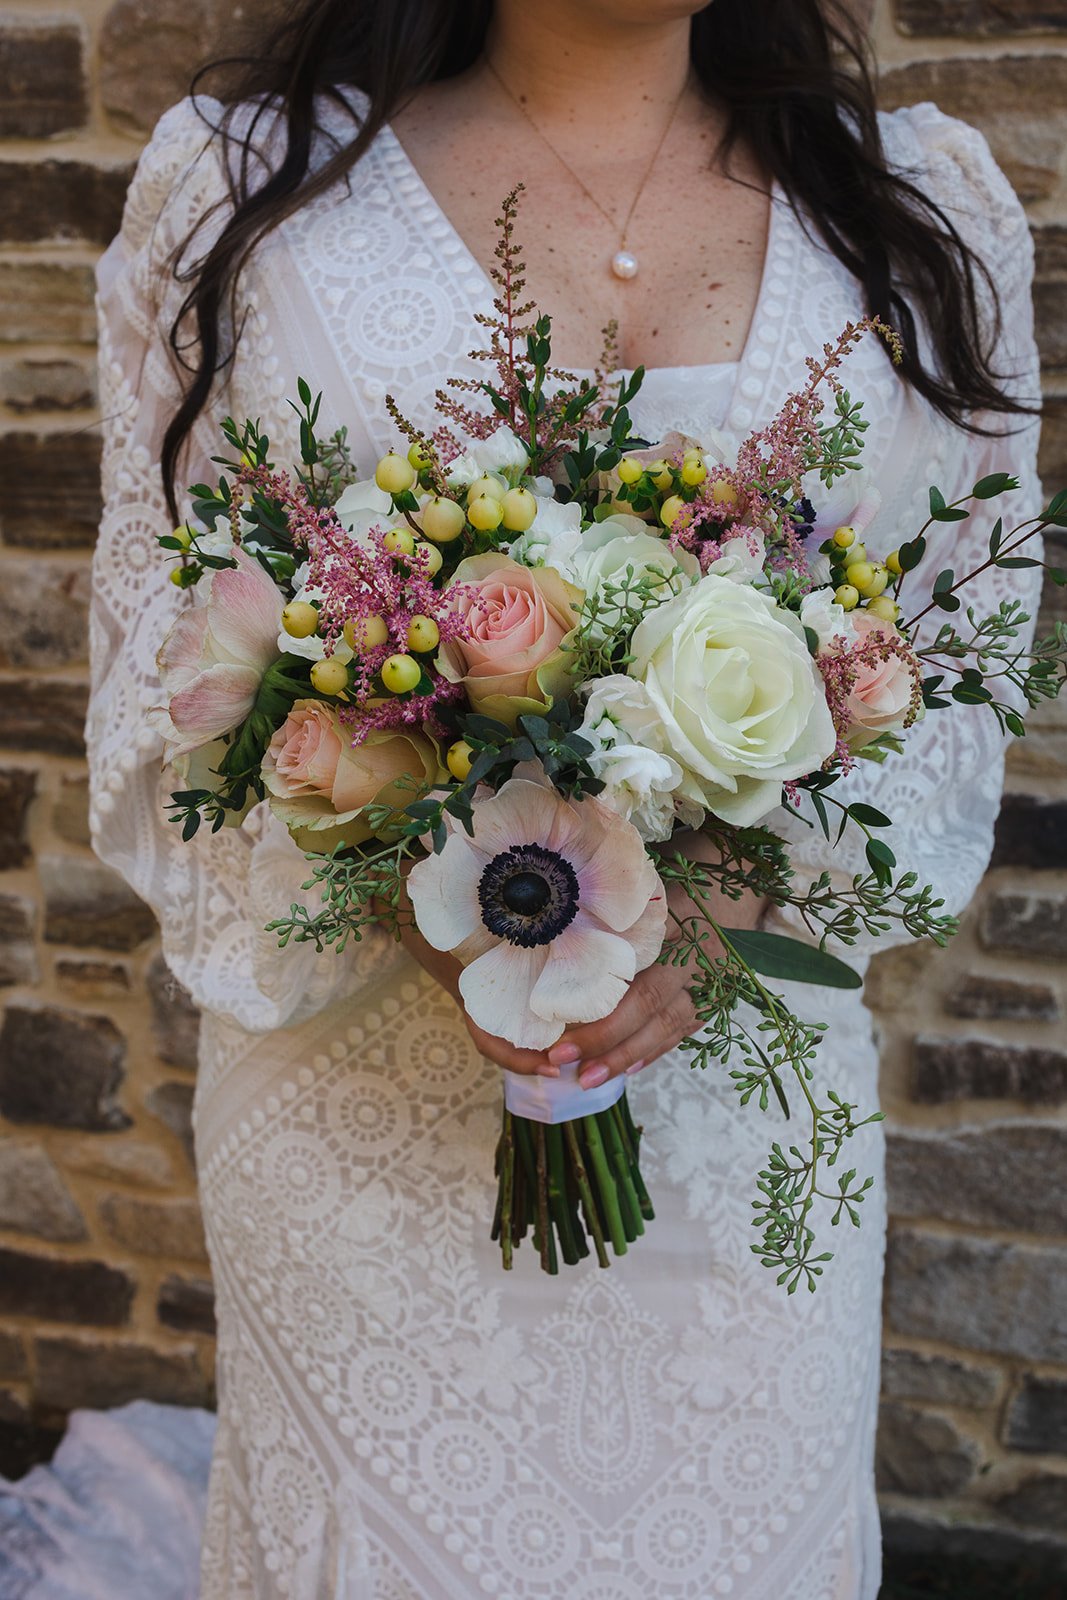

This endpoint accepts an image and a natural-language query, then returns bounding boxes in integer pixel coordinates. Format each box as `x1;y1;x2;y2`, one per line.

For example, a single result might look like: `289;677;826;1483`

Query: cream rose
572;514;700;632
262;701;443;852
627;574;837;825
438;554;584;727
839;611;917;748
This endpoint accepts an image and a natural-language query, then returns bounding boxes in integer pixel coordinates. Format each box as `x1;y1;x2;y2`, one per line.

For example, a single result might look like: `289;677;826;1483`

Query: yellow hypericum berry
681;457;708;487
343;614;389;652
864;563;890;598
172;524;194;550
406;615;440;653
421;496;466;543
281;600;319;639
414;539;443;577
467;493;504;532
383;527;416;557
844;541;867;568
407;441;431;469
446;739;474;781
310;657;349;696
375;452;417;494
834;583;860;611
617;457;643;485
866;595;899;623
381;653;421;694
500;487;537;532
845;561;876;593
648;460;674;493
467;473;506;505
832;525;856;549
169;567;187;586
886;549;903;576
660;494;688;529
711;480;739;508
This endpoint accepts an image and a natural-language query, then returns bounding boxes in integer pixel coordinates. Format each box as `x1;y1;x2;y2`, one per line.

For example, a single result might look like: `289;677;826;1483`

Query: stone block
887;1124;1067;1232
146;953;200;1070
980;892;1067;959
912;1035;1067;1104
0;161;131;248
34;1333;210;1411
1003;1375;1067;1455
0;357;95;417
99;1193;207;1262
0;678;88;757
52;775;90;848
0;1330;26;1381
995;1473;1067;1528
1038;391;1067;489
882;1508;1067;1586
880;56;1067;202
991;795;1067;869
0;266;97;346
0;22;87;138
158;1273;216;1336
895;0;1067;32
881;1346;1002;1409
54;959;132;999
0;558;91;672
885;1228;1067;1361
0;1248;134;1326
0;1140;86;1243
0;433;102;549
862;941;934;1014
99;0;269;134
64;1138;174;1189
0;767;35;869
0;1004;130;1131
876;1400;981;1497
145;1081;196;1167
0;891;38;987
40;854;157;952
942;974;1059;1022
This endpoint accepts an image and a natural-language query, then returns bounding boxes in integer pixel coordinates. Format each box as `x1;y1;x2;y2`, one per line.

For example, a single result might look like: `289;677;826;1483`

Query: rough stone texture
0;23;87;139
0;432;102;548
157;1274;217;1336
0;357;95;416
34;1334;210;1411
0;1248;134;1326
0;1141;87;1243
887;1125;1067;1232
991;794;1067;869
876;1401;981;1497
995;1473;1067;1529
0;1005;130;1131
0;1331;26;1382
881;1346;1002;1409
98;0;270;135
0;265;98;346
39;855;157;952
53;958;131;999
979;891;1067;958
0;678;88;756
146;954;201;1071
0;161;131;248
0;767;35;869
0;892;39;987
885;1229;1067;1361
882;1508;1067;1585
1002;1375;1067;1455
942;973;1060;1021
0;559;91;671
64;1138;174;1189
144;1081;196;1168
99;1193;208;1262
912;1035;1067;1103
52;774;91;848
896;0;1067;33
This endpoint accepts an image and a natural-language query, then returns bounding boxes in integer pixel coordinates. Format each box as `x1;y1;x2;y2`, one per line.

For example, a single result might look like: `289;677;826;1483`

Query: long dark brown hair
161;0;1031;519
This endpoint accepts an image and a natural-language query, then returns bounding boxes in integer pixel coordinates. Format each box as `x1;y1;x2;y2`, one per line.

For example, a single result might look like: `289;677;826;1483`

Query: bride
89;1;1041;1594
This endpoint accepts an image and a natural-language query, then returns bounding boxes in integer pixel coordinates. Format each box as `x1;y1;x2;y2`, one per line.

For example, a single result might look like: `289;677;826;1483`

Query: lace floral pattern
89;94;1042;1598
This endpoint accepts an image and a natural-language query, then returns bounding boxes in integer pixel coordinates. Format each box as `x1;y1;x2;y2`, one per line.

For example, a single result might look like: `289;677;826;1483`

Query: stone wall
0;0;1064;1576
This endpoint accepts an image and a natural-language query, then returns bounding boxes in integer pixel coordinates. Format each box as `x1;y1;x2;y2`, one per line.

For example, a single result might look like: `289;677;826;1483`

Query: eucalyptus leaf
717;927;863;990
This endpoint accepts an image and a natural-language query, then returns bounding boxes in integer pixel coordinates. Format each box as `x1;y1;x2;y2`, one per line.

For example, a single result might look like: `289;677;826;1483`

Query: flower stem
534;1123;558;1275
582;1115;628;1257
563;1120;610;1268
545;1123;584;1265
611;1097;655;1222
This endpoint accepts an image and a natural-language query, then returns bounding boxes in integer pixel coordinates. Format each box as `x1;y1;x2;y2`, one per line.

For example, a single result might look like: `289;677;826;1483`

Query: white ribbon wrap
502;1062;626;1124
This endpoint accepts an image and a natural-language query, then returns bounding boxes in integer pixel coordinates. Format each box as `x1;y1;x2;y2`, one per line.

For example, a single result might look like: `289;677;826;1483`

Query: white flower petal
406;833;485;950
459;943;558;1048
529;920;639;1025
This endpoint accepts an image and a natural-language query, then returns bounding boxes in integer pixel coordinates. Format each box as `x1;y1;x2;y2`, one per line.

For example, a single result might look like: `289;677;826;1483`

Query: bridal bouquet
156;190;1066;1290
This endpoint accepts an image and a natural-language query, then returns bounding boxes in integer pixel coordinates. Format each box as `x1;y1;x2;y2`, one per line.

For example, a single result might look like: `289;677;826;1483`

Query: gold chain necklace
484;56;688;281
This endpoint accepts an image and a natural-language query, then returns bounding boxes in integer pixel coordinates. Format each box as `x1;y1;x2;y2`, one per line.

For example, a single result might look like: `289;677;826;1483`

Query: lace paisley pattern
89;94;1042;1599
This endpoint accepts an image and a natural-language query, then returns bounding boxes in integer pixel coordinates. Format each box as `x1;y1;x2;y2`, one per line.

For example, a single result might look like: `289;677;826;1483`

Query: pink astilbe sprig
816;623;923;774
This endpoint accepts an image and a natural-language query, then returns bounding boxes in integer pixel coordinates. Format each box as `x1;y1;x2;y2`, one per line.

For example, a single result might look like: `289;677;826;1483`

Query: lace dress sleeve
89;99;373;1032
768;104;1045;957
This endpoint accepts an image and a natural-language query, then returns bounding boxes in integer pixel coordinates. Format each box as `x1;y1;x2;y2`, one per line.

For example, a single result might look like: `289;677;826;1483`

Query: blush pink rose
438;553;583;727
843;612;917;747
262;701;444;852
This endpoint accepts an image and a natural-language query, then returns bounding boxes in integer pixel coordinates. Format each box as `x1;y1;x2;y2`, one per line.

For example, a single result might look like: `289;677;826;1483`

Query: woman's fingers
463;1015;560;1077
575;987;699;1088
547;963;676;1067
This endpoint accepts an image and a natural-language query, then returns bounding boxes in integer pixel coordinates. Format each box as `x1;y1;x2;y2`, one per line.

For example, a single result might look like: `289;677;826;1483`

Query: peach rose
842;612;917;748
438;553;584;727
262;701;444;852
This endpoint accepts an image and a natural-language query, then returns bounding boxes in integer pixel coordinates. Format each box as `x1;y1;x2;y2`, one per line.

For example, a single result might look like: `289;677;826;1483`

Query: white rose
627;574;837;825
704;530;767;585
334;478;394;553
570;514;700;638
579;676;695;843
508;497;584;578
799;586;852;652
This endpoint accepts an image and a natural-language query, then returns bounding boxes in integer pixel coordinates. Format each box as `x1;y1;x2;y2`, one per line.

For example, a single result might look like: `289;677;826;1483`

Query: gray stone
912;1035;1067;1104
992;794;1067;869
995;1473;1067;1529
0;1140;87;1243
145;1081;196;1168
65;1139;174;1190
0;357;95;416
881;1346;1002;1409
0;1248;134;1327
943;974;1059;1023
1003;1376;1067;1455
34;1334;210;1412
99;1193;208;1262
876;1400;981;1497
0;1331;26;1382
0;22;87;138
0;1004;130;1131
146;954;200;1071
896;0;1067;31
980;891;1067;959
0;433;101;549
887;1124;1067;1234
885;1228;1067;1362
0;161;131;248
0;678;88;757
882;1507;1067;1582
40;854;157;952
158;1274;216;1336
0;768;35;870
0;559;91;671
0;892;38;986
54;959;131;999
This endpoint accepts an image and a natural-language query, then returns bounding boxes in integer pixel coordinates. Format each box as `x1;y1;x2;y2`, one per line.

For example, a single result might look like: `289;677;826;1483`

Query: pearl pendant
611;249;638;280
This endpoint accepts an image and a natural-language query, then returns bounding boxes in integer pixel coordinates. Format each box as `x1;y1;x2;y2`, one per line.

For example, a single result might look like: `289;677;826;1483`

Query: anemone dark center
478;844;580;948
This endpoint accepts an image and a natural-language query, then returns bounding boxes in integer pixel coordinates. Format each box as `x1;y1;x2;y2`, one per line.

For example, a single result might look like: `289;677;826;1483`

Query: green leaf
847;803;891;829
929;486;946;515
717;928;863;990
996;556;1042;569
973;472;1017;500
898;536;926;572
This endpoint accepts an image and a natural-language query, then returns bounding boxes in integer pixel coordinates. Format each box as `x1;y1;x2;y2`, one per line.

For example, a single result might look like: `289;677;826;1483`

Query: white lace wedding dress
89;92;1042;1600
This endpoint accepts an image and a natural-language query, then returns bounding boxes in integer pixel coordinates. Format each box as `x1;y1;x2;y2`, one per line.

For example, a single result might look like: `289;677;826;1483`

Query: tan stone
99;1192;208;1262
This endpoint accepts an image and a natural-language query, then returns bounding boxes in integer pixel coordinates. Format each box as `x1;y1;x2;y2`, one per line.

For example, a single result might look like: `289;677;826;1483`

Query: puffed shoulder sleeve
769;102;1045;959
90;98;376;1033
